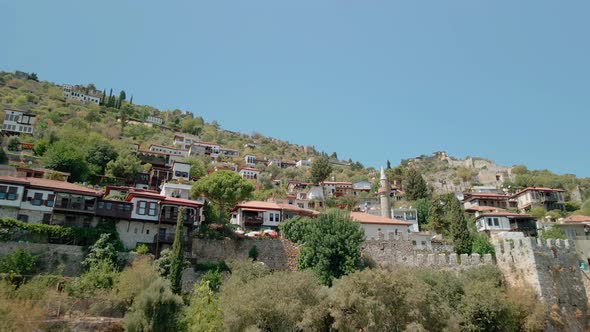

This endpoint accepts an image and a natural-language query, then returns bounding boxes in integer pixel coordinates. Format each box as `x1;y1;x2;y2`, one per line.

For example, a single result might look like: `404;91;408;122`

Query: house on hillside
173;134;201;150
2;110;36;135
230;201;318;231
239;168;260;180
475;212;537;236
146;116;163;126
350;212;412;240
462;192;516;210
62;85;100;105
321;181;353;197
512;187;565;212
352;181;372;196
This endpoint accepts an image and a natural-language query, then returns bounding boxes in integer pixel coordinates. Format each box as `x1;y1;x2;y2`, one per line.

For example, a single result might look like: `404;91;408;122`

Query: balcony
244;216;263;226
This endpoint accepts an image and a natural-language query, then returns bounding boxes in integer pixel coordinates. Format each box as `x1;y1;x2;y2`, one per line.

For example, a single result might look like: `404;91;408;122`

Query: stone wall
0;241;84;276
495;238;589;331
190;238;299;271
362;237;492;269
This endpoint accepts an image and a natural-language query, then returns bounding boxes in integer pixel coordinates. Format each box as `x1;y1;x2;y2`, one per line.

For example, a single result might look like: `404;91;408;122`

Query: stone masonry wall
495;238;589;331
0;241;84;276
190;238;299;271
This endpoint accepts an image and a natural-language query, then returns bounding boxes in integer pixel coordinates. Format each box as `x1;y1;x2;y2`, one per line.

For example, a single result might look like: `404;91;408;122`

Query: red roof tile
350;212;413;226
512;187;565;197
562;215;590;223
477;212;533;218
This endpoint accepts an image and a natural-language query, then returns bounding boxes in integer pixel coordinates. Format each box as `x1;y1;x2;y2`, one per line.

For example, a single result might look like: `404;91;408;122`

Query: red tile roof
322;181;353;185
465;205;506;212
477;212;533;218
350;212;413;226
239;167;260;172
161;197;203;208
233;201;319;215
0;176;102;196
562;215;590;223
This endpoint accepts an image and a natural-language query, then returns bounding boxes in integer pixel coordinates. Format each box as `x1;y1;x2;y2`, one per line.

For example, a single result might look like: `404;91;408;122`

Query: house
296;159;312;168
268;197;310;210
392;207;419;233
352;181;372;196
171;162;190;181
512;187;565;212
148;144;189;158
0;176;102;226
16;167;70;182
62;85;100;105
244;155;257;167
2;110;36;135
220;147;240;158
239;168;260;180
146;116;163;126
173;134;201;150
230;201;319;231
350;212;412;240
464;205;505;215
160;182;192;199
475;212;537;236
189;142;220;159
321;181;353;197
462;193;516;210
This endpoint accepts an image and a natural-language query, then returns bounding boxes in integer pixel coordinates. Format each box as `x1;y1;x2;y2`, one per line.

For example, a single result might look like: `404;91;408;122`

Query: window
148;202;158;216
275;213;280;222
0;185;7;199
6;187;18;200
106;202;113;210
487;218;493;226
98;201;105;209
421;241;427;246
46;194;55;207
32;193;43;206
269;213;274;222
17;214;28;223
42;214;51;224
493;218;500;226
138;201;147;215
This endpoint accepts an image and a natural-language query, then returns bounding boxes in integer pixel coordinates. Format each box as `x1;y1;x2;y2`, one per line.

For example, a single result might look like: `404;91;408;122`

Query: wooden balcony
244;216;263;226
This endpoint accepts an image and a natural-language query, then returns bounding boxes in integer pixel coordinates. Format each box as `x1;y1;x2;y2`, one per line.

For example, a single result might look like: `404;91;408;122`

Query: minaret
379;167;392;219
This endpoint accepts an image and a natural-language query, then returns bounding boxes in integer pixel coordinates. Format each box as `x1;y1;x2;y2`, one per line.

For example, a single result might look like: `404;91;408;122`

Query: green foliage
283;210;364;285
202;269;223;292
86;140;118;175
311;155;333;184
278;216;309;243
405;168;429;200
0;248;38;275
0;148;7;164
221;266;326;331
191;171;255;223
42;140;89;182
428;194;472;254
0;217;123;249
105;152;142;179
123;276;184;332
180;117;204;135
68;260;119;298
414;198;431;225
471;232;495;256
565;201;581;212
134;244;149;255
540;225;566;240
194;261;229;272
169;207;185;294
529;207;547;219
83;233;118;271
247;245;259;261
154;248;172;278
183;279;223;332
7;136;20;151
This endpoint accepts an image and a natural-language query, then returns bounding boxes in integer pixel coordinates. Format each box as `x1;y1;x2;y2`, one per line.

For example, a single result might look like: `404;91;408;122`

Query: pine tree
404;168;429;200
169;207;185;294
448;195;472;254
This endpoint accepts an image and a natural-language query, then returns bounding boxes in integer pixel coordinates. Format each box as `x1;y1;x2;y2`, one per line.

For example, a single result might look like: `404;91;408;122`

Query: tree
471;232;495;255
169;207;185;295
405;168;429;200
7;136;20;151
330;152;338;159
387;160;392;169
191;171;254;223
105;152;141;179
86;141;118;175
281;210;365;285
540;225;566;240
414;198;431;226
179;118;203;136
118;90;126;109
43;141;89;182
183;280;223;331
123;277;184;332
0;248;38;275
83;233;118;271
311;155;333;184
27;72;38;81
0;148;7;164
428;194;472;254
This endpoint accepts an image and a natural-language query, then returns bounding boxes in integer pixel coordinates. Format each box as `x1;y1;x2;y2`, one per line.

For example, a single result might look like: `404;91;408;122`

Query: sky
2;1;589;176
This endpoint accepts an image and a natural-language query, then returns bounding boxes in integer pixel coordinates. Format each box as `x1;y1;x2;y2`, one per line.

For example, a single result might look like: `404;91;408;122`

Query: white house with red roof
321;181;353;197
350;212;412;240
512;187;565;212
230;200;319;230
475;212;537;236
462;192;516;210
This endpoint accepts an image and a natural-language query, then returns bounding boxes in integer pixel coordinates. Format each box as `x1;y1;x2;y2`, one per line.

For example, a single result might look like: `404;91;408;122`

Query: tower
379;167;392;219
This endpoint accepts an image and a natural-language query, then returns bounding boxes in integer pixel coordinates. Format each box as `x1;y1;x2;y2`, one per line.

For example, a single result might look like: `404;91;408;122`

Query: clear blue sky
2;1;589;176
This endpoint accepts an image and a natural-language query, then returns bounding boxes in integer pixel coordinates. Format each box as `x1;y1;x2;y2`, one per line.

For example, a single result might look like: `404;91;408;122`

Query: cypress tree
448;195;472;254
169;207;185;294
129;95;133;105
404;168;429;200
118;90;126;109
101;89;106;105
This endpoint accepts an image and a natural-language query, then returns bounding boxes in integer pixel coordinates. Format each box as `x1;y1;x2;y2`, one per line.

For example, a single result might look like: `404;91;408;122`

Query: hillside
0;70;588;203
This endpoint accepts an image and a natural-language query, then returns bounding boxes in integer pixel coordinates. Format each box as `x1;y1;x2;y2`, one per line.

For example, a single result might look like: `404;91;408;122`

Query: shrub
183;280;223;332
83;233;118;271
68;260;119;298
123;277;184;332
133;244;149;255
0;248;38;275
201;269;222;292
248;245;259;261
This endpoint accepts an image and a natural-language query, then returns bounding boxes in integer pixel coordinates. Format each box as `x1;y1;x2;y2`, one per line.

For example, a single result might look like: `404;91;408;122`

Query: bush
133;244;149;255
123;277;184;332
248;245;259;261
471;232;495;256
83;233;118;271
201;269;222;292
0;248;38;275
68;260;119;298
193;261;229;272
183;280;223;332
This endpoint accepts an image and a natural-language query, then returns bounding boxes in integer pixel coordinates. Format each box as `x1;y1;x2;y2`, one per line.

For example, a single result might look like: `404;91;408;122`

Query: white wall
116;220;159;250
0;184;25;208
129;197;160;222
21;189;54;212
360;223;409;240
